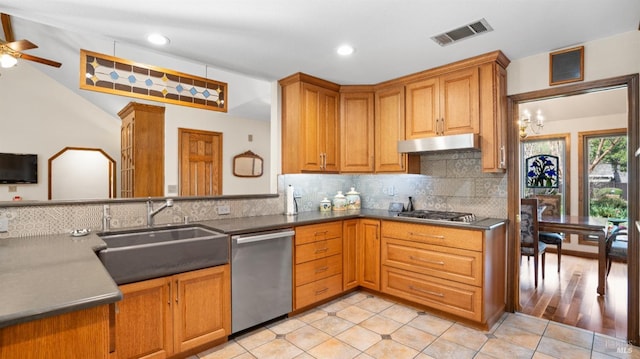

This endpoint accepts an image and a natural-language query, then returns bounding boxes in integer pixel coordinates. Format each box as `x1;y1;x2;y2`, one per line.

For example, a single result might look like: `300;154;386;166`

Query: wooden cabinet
111;265;230;359
280;73;340;173
0;305;110;359
479;62;508;172
380;220;506;328
374;85;420;173
405;67;479;138
343;219;381;291
339;87;375;172
118;102;165;198
294;222;343;309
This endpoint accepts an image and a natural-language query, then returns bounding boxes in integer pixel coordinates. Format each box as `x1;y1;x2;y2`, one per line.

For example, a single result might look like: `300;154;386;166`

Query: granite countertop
0;232;122;329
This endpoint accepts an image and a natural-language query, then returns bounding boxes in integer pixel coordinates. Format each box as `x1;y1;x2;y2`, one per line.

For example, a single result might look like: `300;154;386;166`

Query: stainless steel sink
97;225;229;285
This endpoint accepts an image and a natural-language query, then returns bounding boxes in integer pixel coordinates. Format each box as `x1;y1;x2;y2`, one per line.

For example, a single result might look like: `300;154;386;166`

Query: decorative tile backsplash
0;151;507;239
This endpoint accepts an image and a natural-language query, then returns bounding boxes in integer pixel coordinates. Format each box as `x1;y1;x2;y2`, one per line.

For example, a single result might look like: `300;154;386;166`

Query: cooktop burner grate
396;210;476;223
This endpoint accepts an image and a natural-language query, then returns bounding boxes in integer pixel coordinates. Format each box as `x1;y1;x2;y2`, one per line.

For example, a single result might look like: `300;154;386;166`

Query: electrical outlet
8;185;17;193
216;205;231;215
0;217;8;233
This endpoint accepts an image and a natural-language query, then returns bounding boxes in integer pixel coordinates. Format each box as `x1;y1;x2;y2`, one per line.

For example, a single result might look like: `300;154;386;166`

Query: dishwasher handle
233;230;295;244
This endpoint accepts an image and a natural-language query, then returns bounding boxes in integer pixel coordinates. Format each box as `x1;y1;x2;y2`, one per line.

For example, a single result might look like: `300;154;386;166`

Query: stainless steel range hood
398;133;480;153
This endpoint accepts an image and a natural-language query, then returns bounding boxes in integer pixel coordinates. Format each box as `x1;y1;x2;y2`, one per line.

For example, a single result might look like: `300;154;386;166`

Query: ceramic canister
320;197;332;212
345;187;361;210
332;191;347;211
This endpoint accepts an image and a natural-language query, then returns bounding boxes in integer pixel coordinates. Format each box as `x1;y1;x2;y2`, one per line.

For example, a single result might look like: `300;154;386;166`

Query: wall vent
431;18;493;46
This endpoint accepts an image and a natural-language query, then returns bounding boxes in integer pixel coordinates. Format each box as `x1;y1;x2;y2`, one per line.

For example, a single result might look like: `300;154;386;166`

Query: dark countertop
0;233;122;329
0;209;506;330
201;209;507;234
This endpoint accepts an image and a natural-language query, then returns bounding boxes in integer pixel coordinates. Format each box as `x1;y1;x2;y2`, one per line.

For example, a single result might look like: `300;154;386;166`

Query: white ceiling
0;0;638;119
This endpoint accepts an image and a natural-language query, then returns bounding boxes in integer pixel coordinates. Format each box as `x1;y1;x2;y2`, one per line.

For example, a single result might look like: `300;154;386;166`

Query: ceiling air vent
431;18;493;47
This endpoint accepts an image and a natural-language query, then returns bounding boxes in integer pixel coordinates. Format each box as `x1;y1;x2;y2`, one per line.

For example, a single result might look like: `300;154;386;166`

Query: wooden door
342;219;359;290
173;265;231;353
440;67;480;135
375;85;407;172
358;219;381;290
340;90;375;172
405;77;440;139
113;277;173;359
179;128;222;196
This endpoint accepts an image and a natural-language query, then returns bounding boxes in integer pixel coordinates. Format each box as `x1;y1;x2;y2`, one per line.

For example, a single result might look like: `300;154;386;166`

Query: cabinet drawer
382;221;482;251
381;266;481;322
295;254;342;286
295;237;342;264
295;274;343;309
382;238;481;286
295;222;343;245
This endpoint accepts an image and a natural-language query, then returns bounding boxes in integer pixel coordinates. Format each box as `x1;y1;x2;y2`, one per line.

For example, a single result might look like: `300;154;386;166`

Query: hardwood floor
519;253;628;340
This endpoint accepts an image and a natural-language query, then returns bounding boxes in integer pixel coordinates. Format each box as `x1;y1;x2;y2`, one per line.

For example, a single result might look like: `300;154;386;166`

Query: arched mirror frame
232;150;264;178
48;147;117;200
506;74;639;344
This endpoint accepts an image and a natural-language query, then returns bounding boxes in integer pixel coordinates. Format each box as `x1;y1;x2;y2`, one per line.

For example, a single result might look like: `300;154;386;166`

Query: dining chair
531;194;564;272
606;226;628;277
521;198;547;288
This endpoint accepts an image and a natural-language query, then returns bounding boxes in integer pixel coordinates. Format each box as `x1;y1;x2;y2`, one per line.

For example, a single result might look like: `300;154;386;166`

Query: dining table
538;215;609;295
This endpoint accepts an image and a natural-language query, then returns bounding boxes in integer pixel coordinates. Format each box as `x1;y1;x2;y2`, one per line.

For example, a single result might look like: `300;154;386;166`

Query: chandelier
519;109;544;139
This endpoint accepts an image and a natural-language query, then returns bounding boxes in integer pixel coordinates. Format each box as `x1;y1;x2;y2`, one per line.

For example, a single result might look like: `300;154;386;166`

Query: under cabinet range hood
397;133;480;153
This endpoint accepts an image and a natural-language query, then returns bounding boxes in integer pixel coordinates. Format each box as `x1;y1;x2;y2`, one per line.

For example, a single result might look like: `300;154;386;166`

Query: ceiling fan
0;13;61;68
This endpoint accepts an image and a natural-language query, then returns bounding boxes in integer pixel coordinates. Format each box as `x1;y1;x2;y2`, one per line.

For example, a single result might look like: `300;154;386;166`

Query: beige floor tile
199;341;248;359
364;338;419;359
359;314;403;335
335;325;382;351
536;336;592;359
295;309;328;324
235;328;277;351
356;296;394;313
501;313;549;335
321;298;352;313
544;322;594;350
341;291;369;305
532;352;558;359
354;353;375;359
285;324;332;351
493;320;543;350
407;313;454;336
310;314;355;336
593;333;639;358
422;337;477;359
390;325;436;351
440;323;489;351
232;353;257;359
414;353;437;359
268;318;307;335
249;339;304;359
379;303;419;324
292;353;314;359
591;351;625;359
478;337;535;359
337;305;375;324
307;337;361;359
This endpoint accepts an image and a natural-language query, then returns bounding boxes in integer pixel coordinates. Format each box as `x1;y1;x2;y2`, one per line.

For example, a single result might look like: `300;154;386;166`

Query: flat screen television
0;153;38;184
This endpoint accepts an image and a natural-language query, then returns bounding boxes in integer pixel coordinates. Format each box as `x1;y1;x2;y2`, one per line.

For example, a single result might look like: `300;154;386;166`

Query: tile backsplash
0;151;507;239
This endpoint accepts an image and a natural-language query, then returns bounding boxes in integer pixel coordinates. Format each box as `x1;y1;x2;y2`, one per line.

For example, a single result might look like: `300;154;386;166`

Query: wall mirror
48;147;116;200
233;151;263;177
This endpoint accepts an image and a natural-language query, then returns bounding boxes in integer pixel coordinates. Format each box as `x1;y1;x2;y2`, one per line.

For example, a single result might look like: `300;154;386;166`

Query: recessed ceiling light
147;33;170;46
337;44;354;56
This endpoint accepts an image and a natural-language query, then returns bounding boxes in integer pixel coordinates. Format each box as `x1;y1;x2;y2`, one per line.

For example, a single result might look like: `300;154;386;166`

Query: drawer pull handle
315;287;329;295
410;256;445;265
315;248;329;253
315;266;329;273
408;232;445;239
409;285;444;297
314;231;329;236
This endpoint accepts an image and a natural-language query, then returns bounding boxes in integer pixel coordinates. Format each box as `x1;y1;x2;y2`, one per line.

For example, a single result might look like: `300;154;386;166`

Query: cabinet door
173;265;230;354
440;67;480;135
358;219;381;290
340;91;375;172
375;85;408;172
342;219;359;290
321;89;340;172
480;63;507;172
114;277;173;359
301;83;324;171
405;77;440;139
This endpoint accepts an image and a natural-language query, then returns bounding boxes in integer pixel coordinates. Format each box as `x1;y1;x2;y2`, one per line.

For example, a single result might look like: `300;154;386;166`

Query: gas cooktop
396;210;477;223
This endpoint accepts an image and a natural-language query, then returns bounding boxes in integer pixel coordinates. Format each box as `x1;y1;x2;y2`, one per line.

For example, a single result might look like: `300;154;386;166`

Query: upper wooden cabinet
280;73;340;173
118;102;165;198
339;87;375;173
405;67;479;138
479;63;508;172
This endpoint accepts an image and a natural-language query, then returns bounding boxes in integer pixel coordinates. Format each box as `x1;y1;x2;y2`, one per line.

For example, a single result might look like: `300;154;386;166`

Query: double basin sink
97;225;229;285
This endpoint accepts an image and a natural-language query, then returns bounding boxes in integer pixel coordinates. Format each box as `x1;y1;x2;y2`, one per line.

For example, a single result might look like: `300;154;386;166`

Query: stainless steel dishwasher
231;228;294;334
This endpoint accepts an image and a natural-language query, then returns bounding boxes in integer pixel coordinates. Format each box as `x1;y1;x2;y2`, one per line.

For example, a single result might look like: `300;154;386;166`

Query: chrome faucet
147;198;173;227
102;204;111;232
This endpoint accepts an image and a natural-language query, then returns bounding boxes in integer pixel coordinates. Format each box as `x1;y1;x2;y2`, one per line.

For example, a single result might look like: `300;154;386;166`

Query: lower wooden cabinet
343;219;381;291
111;265;230;359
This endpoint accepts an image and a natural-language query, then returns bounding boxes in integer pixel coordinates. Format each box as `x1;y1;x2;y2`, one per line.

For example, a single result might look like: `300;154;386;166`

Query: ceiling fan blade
5;39;37;52
1;13;15;42
19;53;62;68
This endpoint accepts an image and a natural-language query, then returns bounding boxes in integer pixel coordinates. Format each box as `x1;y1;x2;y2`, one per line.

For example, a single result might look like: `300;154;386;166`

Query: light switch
8;185;17;192
0;217;8;232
